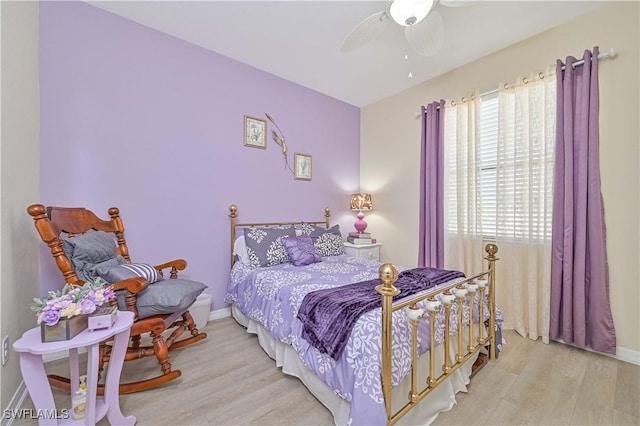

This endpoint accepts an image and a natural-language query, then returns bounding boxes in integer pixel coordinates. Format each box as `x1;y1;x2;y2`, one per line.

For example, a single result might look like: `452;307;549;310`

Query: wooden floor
14;317;639;425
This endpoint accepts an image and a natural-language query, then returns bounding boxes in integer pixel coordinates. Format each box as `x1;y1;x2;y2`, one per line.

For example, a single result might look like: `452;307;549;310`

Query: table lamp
350;193;373;233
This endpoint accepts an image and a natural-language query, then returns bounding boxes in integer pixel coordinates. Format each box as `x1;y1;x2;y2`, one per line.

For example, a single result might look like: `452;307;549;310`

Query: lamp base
354;211;368;233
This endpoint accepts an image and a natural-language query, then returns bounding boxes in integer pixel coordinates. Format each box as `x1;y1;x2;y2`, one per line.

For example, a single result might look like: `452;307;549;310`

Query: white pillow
233;235;250;265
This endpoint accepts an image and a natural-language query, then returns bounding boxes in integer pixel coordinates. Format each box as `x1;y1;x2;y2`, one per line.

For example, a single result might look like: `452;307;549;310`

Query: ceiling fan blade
405;10;444;56
340;11;389;53
437;0;478;7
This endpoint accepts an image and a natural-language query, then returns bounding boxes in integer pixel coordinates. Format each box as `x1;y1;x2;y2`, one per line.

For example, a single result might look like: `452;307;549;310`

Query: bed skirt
232;306;479;426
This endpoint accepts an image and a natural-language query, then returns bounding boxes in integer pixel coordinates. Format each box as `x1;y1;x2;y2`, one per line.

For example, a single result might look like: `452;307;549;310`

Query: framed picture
294;153;312;181
244;116;267;149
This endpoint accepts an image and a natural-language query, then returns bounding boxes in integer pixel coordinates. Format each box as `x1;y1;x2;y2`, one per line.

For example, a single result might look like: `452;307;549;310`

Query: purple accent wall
38;2;360;311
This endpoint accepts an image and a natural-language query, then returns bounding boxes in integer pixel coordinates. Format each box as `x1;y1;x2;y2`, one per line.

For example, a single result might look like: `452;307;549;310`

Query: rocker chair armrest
110;276;149;320
154;259;187;279
110;276;149;294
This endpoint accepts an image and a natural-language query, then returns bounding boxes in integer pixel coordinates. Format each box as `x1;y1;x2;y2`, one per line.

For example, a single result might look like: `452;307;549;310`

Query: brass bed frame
229;204;499;425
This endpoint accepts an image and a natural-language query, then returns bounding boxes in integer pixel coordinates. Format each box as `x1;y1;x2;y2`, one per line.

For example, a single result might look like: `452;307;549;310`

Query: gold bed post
325;207;331;228
485;243;499;360
376;264;400;423
229;204;238;268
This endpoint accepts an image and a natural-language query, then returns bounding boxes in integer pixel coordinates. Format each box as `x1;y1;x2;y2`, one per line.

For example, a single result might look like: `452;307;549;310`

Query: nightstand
13;311;136;426
343;242;381;261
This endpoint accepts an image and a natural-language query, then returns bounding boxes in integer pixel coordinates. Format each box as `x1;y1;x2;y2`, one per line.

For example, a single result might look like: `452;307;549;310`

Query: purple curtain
418;100;445;268
550;47;616;354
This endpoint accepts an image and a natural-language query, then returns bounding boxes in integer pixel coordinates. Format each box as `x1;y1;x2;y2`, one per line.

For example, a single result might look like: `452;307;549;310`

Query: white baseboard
208;307;231;322
555;338;640;366
502;325;640;366
615;346;640;366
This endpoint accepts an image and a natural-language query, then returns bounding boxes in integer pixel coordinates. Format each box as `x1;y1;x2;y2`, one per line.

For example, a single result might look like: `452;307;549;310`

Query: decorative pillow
115;279;206;319
314;233;346;257
298;222;316;236
88;256;127;282
309;224;341;238
281;235;322;267
233;232;251;266
94;262;163;284
243;226;296;268
309;225;345;257
62;230;118;274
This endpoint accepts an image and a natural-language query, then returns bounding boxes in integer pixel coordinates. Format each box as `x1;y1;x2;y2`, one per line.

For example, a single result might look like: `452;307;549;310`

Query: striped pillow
94;261;163;285
121;263;161;284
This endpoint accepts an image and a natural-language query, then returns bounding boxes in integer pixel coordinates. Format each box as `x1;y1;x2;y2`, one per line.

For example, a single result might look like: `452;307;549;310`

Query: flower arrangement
31;279;116;326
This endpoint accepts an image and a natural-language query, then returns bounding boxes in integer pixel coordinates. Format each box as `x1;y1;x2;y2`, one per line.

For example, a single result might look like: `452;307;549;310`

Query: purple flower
84;290;99;306
48;296;72;311
78;298;97;315
41;309;61;326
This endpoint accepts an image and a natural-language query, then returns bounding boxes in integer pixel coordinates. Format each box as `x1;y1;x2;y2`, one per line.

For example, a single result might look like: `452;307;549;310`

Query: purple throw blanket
297;267;465;360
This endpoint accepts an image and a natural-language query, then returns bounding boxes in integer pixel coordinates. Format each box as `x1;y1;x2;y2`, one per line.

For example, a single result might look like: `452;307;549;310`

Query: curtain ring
503;83;509;90
451;99;456;106
539;72;545;79
461;96;466;103
523;77;528;84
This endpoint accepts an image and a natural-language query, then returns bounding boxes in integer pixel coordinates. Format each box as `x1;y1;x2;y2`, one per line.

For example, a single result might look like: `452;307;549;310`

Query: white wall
0;0;40;411
361;2;639;356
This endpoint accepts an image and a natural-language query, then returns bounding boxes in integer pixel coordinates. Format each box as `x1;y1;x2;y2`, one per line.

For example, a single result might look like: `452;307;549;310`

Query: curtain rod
416;47;617;118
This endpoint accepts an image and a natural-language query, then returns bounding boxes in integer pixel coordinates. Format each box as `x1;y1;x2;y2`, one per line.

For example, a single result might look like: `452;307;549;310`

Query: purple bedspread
225;256;504;425
297;267;465;360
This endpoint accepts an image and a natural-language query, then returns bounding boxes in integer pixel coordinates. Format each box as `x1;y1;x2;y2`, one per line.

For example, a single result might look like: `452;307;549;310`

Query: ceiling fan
341;0;475;57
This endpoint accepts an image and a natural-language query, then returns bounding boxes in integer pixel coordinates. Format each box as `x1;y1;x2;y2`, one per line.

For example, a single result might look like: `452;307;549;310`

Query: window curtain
418;100;446;268
496;69;556;343
550;47;616;354
443;94;485;275
444;70;556;343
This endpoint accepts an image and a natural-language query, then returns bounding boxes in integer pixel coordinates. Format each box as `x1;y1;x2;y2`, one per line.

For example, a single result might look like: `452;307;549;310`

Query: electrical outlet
2;335;9;366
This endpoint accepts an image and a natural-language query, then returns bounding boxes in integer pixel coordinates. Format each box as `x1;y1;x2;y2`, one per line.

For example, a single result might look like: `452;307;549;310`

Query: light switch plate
2;335;9;366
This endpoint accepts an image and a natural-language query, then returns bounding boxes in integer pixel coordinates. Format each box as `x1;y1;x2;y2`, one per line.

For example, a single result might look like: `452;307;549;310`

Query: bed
225;204;503;425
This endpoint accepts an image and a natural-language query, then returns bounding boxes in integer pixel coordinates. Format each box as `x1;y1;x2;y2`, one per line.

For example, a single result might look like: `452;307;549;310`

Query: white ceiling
88;0;609;107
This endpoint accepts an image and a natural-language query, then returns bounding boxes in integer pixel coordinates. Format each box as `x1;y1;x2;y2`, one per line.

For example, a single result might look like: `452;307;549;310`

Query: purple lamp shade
350;193;373;233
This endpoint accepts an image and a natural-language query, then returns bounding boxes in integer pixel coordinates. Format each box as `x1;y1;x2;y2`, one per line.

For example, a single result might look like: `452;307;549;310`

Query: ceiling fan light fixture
389;0;434;26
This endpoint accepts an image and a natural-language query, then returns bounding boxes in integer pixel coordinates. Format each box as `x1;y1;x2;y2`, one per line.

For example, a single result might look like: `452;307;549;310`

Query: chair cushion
62;230;118;275
116;279;207;319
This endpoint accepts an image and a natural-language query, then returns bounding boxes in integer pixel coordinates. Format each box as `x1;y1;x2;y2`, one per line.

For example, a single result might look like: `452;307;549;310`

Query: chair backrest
27;204;132;285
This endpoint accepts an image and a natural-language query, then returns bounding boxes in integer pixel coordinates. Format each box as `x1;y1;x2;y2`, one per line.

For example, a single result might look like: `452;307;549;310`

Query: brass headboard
228;204;331;267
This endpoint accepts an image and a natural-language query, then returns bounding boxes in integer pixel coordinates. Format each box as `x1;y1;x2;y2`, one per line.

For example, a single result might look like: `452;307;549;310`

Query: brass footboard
376;243;499;425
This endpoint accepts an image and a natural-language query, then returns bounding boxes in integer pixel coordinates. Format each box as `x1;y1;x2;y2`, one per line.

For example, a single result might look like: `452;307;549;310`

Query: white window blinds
445;76;556;242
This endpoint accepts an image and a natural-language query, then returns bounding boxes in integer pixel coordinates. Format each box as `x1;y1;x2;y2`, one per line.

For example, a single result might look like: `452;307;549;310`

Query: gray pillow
115;279;206;319
309;225;345;256
243;226;296;268
88;256;127;282
298;222;317;236
62;230;118;280
309;224;341;238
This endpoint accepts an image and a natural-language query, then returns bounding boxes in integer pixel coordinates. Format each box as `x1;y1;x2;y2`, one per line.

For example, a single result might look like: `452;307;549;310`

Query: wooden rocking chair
27;204;208;394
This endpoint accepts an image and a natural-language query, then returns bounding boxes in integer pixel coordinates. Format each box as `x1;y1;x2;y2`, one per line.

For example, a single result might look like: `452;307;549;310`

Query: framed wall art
244;116;267;149
294;153;312;181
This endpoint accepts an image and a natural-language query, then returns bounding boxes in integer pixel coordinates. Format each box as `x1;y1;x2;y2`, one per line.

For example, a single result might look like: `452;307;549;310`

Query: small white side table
13;310;135;426
343;242;381;261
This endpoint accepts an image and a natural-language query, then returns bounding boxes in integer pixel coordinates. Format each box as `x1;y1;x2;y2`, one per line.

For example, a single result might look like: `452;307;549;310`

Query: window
445;82;555;242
